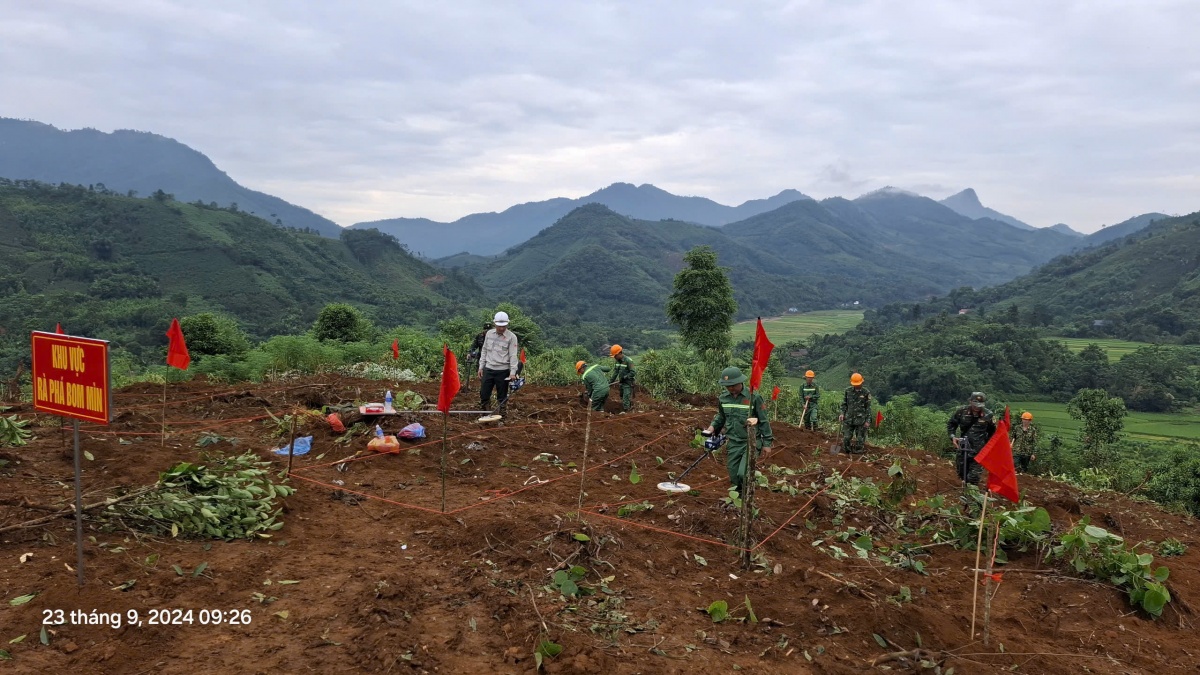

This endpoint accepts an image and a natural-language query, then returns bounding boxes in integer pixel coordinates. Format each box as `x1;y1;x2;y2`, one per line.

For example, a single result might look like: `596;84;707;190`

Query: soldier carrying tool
800;370;820;430
703;366;774;499
947;392;997;485
576;360;611;411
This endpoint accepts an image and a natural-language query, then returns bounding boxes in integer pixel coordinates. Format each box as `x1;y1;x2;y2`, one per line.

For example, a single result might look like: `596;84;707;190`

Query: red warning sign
31;331;112;425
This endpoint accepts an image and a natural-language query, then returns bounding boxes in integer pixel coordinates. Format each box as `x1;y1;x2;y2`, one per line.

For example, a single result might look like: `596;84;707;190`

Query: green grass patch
1048;337;1153;362
733;310;864;344
1008;400;1200;444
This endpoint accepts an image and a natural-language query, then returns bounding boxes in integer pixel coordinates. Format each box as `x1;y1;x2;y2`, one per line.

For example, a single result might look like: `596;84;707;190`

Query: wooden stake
983;518;1001;645
285;414;298;477
969;493;991;640
578;404;593;510
160;380;168;447
440;412;449;513
739;402;759;567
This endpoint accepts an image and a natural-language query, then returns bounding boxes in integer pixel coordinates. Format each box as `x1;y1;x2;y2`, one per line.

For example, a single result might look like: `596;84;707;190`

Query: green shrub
312;303;374;342
180;313;250;357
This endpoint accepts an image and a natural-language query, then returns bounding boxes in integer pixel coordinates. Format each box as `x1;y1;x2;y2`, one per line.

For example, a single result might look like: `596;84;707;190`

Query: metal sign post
72;419;84;586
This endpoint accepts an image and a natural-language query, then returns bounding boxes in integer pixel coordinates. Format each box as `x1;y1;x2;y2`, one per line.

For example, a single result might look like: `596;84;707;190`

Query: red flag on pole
975;407;1019;502
749;318;774;392
771;385;780;401
436;344;460;414
520;348;526;364
875;410;884;428
165;318;190;370
391;339;399;360
55;323;64;334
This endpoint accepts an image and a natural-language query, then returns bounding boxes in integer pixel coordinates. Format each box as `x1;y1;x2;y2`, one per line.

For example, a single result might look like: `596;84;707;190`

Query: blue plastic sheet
397;423;426;439
272;435;313;455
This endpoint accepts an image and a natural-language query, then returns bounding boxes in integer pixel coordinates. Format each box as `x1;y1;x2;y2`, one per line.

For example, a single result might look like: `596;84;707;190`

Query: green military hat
718;366;746;386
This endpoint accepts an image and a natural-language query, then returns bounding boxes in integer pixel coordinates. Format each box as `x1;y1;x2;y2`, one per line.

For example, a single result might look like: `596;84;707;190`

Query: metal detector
657;431;726;493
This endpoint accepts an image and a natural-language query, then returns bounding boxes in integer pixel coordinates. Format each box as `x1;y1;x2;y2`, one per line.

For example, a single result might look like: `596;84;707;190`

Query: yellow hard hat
1021;411;1033;420
805;370;815;378
850;373;864;386
575;360;586;373
610;344;622;356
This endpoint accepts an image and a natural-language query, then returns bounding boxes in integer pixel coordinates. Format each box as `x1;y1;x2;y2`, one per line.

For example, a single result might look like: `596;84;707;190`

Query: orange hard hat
575;360;586;373
1021;411;1033;420
805;370;815;378
850;373;864;386
610;344;622;356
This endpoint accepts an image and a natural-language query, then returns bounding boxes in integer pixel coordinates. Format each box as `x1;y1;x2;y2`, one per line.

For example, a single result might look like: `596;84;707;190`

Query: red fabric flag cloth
875;410;884;428
165;318;190;370
391;339;400;360
749;318;774;392
771;385;780;401
55;323;64;334
975;407;1019;502
437;344;461;414
520;348;526;364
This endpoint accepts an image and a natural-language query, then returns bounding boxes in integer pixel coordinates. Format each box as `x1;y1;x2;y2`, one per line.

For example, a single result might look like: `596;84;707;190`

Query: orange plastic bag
367;434;401;454
326;413;346;433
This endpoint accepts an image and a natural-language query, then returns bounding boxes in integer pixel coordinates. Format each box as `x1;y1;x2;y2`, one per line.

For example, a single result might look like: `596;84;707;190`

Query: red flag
165;318;190;370
55;323;64;334
391;339;399;360
436;344;460;414
771;385;780;401
875;410;884;428
520;348;526;364
975;407;1019;502
749;318;774;392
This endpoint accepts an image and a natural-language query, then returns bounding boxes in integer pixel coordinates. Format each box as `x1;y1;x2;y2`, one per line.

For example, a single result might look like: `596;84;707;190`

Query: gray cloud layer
2;0;1197;231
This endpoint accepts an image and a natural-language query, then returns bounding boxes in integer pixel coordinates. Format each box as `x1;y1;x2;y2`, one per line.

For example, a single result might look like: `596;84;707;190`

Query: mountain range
352;183;815;258
0;119;342;237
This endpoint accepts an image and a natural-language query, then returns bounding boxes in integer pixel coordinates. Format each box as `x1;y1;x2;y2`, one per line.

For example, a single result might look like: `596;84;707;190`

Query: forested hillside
0;119;343;236
867;211;1200;342
0;180;481;371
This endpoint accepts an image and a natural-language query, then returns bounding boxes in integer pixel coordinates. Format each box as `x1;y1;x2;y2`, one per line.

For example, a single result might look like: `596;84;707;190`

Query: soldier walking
608;345;636;412
704;367;774;499
1011;411;1039;473
801;370;820;430
947;392;997;485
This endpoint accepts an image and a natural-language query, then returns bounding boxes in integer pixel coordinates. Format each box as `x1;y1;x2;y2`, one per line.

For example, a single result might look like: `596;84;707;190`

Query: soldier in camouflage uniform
704;366;774;498
946;392;996;485
608;345;636;412
800;370;820;430
1011;411;1039;473
839;373;871;454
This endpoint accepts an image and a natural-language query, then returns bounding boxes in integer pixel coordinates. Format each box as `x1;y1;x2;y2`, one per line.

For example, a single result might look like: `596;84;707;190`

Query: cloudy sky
2;0;1197;231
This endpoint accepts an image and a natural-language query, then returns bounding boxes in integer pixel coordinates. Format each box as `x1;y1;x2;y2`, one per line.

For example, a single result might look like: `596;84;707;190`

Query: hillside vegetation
0;180;481;371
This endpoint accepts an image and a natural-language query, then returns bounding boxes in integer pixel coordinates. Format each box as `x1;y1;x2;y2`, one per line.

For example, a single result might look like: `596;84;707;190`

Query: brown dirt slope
1;376;1197;674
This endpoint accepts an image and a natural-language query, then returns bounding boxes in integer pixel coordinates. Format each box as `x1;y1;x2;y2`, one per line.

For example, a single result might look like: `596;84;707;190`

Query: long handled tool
657;431;725;493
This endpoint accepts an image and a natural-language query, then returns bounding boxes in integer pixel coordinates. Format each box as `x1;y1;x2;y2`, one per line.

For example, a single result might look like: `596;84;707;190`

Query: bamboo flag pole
578;404;593;510
285;414;298;477
440;412;449;513
739;408;759;568
160;380;167;447
969;493;991;639
983;518;1001;645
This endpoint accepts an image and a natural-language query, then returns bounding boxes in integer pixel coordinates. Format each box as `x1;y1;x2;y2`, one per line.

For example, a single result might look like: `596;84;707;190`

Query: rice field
1047;337;1152;362
733;310;864;344
1007;400;1200;445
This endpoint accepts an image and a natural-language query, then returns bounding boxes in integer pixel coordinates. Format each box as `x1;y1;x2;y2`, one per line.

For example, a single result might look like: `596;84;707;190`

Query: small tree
312;303;373;342
1067;388;1126;464
180;313;250;357
665;246;736;353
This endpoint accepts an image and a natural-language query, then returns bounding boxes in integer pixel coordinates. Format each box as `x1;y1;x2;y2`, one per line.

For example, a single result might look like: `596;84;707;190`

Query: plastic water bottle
384;390;394;413
375;424;384;439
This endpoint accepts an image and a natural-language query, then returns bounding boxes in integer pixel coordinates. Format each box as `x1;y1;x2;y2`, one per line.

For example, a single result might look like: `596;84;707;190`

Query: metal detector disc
476;414;503;423
657;481;691;493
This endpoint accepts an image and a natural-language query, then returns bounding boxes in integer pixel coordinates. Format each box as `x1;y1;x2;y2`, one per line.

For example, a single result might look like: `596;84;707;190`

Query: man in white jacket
478;311;520;417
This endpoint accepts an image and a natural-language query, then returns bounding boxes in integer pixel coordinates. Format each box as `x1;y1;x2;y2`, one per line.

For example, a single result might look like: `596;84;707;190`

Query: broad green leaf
629;463;641;485
274;610;289;619
39;627;48;645
192;562;208;577
706;600;728;623
0;649;10;660
559;580;578;597
83;451;94;461
8;594;35;606
536;640;562;658
873;633;888;648
1154;566;1170;582
693;554;707;566
853;535;873;551
572;533;590;542
8;635;25;644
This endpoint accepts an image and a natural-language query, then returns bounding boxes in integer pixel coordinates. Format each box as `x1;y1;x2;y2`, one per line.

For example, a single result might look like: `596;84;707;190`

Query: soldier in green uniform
946;392;996;485
704;366;774;498
839;373;871;454
801;369;820;430
1011;411;1039;473
608;345;636;412
576;360;610;412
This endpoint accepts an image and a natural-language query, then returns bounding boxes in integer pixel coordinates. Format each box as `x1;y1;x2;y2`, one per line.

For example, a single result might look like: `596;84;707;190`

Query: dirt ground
1;376;1198;674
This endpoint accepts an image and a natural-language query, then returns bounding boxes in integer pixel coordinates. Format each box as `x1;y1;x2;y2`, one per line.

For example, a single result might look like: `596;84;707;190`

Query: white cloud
0;0;1198;231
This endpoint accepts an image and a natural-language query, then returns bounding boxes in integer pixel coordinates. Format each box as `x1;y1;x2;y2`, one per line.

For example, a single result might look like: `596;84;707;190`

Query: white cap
493;311;510;326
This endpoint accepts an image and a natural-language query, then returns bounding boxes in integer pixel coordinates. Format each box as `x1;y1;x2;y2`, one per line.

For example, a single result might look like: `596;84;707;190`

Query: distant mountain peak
1049;223;1083;237
939;188;1034;231
857;186;921;200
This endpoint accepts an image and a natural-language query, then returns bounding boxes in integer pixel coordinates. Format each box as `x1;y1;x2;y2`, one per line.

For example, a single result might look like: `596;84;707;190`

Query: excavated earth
1;376;1198;674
